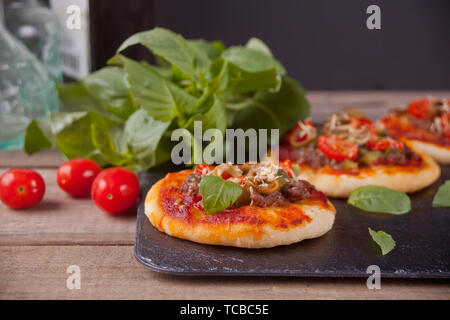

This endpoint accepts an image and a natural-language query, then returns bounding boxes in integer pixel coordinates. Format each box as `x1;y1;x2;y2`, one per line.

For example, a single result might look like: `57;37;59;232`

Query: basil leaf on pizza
432;180;450;207
368;228;396;255
348;186;411;214
199;175;243;214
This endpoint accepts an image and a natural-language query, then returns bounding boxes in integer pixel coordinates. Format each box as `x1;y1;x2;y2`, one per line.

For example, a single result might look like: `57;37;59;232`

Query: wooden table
1;91;449;300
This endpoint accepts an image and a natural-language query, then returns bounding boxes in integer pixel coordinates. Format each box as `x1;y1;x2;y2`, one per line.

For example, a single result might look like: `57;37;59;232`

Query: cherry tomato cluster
0;159;140;215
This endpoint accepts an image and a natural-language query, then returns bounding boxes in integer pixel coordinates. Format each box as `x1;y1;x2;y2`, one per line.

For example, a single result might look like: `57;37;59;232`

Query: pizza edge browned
144;170;336;249
379;106;450;164
295;147;440;198
405;139;450;164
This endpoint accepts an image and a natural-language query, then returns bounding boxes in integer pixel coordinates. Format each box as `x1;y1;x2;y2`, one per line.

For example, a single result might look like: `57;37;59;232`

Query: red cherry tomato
351;117;378;137
284;120;315;147
317;135;358;162
57;158;101;197
367;138;405;150
441;113;450;139
221;172;231;180
407;98;434;119
91;167;140;215
279;159;293;177
0;169;45;209
194;164;215;175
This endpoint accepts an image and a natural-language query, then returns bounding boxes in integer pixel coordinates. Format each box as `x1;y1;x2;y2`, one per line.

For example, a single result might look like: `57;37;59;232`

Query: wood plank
1;245;449;300
0;169;136;245
0;149;66;168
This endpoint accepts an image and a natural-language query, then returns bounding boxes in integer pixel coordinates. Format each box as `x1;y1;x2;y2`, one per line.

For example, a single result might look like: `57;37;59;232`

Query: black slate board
135;164;450;278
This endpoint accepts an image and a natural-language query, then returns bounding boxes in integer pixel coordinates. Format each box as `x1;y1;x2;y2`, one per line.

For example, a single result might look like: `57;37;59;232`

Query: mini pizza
145;161;336;248
278;111;440;198
379;97;450;164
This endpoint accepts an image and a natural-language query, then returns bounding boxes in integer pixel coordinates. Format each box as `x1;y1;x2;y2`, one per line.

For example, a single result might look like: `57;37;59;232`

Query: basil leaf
56;82;98;112
221;45;286;93
118;55;197;122
82;66;137;120
184;94;227;133
231;77;310;135
189;39;226;60
432;180;450;207
90;109;171;171
222;46;285;75
117;27;209;82
54;112;117;159
348;186;411;214
91;125;132;166
56;83;112;118
227;66;280;94
199;175;243;214
124;109;171;169
24;119;54;155
246;37;274;57
368;228;396;255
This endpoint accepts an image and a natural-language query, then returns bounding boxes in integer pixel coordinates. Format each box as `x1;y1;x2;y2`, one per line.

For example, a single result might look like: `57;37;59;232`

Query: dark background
88;0;449;90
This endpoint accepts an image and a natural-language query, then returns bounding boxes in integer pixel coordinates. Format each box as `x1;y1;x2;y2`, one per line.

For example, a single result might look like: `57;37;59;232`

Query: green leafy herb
82;66;137;120
432;180;450;207
199;175;243;214
24;28;310;172
53;112;111;159
189;39;226;60
123;109;171;170
368;228;396;255
222;46;285;76
230;77;310;135
348;185;411;214
24;119;53;155
246;37;274;57
117;27;209;82
55;82;118;119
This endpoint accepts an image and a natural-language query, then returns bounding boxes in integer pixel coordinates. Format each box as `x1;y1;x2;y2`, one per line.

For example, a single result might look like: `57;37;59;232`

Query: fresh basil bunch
24;28;310;172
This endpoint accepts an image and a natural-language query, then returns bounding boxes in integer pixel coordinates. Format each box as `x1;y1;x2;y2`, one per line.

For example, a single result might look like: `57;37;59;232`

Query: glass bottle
0;0;59;150
4;0;63;82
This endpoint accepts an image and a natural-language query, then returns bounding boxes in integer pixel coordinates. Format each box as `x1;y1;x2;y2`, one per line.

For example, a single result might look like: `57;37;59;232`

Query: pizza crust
405;139;450;164
145;175;336;249
297;150;440;198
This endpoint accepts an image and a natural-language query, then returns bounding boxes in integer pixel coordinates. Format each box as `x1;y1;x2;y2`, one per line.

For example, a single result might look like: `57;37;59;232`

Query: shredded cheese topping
325;112;372;145
429;99;449;135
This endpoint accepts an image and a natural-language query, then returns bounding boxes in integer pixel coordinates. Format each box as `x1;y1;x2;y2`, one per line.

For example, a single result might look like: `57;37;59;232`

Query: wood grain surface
1;246;448;300
1;91;449;299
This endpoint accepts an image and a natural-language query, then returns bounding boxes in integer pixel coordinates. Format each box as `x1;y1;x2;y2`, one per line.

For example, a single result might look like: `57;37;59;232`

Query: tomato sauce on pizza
380;98;450;147
280;111;423;173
